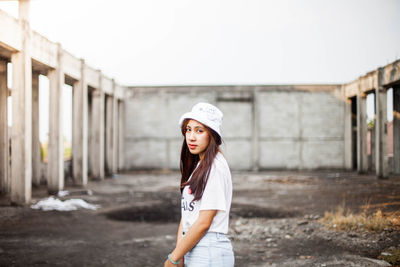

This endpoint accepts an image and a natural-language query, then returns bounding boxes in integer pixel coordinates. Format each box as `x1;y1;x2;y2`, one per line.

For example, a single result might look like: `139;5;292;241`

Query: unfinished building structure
0;1;399;207
342;61;400;177
126;62;400;176
0;2;126;205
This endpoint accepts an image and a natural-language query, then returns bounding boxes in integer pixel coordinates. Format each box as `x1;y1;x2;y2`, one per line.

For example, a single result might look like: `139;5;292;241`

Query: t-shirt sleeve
199;165;227;212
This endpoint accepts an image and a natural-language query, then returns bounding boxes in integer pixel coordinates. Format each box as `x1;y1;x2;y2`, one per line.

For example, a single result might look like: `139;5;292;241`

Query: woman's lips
188;144;197;149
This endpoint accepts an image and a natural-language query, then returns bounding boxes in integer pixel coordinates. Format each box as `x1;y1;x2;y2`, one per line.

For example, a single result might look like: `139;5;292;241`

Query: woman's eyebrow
187;124;204;129
193;126;204;129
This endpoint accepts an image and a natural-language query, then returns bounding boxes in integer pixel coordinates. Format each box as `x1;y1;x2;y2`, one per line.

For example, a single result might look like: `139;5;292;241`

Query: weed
378;248;400;266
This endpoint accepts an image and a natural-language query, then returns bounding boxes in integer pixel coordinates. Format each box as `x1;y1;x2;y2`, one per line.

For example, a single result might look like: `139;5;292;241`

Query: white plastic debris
57;190;69;197
31;196;100;211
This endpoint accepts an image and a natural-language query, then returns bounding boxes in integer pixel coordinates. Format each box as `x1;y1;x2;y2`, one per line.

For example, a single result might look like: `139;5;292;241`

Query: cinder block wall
125;85;345;171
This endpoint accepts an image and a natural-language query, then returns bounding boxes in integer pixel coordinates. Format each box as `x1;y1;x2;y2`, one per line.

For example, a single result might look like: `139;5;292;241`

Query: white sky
1;0;399;86
1;0;399;142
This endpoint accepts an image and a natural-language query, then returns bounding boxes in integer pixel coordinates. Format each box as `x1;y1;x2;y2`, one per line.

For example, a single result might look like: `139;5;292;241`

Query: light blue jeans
184;232;235;267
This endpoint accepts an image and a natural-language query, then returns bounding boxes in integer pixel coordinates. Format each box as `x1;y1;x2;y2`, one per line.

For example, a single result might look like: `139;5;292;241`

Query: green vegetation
379;248;400;266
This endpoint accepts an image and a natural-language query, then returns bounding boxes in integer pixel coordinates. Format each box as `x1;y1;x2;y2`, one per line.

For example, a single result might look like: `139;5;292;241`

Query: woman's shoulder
212;152;231;174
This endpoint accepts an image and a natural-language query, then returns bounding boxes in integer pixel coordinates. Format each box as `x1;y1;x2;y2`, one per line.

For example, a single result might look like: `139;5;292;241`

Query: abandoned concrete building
0;1;399;205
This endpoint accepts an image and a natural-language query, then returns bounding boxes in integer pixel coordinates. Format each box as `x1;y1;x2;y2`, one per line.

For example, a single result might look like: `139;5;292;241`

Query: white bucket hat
179;102;223;137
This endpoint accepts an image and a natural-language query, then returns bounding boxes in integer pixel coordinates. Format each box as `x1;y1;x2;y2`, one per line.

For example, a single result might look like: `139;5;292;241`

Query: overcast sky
1;0;399;86
1;0;399;143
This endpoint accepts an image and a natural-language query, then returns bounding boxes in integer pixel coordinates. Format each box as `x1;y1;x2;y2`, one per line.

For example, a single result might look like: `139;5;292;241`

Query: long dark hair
180;119;222;201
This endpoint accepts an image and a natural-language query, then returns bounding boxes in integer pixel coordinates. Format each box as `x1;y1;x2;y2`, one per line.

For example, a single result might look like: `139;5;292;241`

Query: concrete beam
0;59;9;194
47;44;64;193
85;66;100;89
375;69;389;178
105;94;113;174
357;94;368;173
101;76;113;95
63;51;81;81
31;71;41;186
10;20;32;204
382;60;400;87
31;31;58;70
72;59;88;185
0;9;22;52
393;86;400;174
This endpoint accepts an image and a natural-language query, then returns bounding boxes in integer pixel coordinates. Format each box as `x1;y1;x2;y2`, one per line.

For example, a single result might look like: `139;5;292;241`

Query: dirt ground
0;170;399;267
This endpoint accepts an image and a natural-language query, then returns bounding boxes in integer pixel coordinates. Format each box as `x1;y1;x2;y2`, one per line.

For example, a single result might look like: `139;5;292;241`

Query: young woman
164;102;234;267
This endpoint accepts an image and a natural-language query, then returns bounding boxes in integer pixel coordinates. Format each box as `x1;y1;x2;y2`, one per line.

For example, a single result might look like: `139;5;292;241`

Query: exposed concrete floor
0;170;399;266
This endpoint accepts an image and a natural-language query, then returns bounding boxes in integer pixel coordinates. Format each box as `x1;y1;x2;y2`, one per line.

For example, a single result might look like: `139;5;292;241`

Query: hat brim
179;112;221;137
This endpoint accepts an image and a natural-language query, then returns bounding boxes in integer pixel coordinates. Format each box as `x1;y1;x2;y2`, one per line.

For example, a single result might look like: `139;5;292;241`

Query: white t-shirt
181;152;232;234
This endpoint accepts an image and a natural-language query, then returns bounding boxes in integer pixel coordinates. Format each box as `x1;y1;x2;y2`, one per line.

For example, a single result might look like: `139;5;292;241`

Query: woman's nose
188;131;196;140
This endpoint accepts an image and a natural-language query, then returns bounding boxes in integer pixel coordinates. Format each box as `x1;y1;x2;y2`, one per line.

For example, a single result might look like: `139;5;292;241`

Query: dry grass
320;206;400;232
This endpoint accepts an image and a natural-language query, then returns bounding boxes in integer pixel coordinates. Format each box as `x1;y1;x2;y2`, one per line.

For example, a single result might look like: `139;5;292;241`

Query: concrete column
112;88;118;174
357;94;368;173
0;60;9;194
10;2;32;204
91;87;105;180
32;71;41;186
72;60;88;185
88;89;95;177
105;95;113;174
375;72;389;178
118;100;125;171
344;98;353;169
393;87;400;174
251;89;260;171
47;44;64;193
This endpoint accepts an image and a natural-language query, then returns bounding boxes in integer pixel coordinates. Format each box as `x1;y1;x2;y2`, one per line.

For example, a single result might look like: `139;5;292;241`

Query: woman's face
185;119;210;160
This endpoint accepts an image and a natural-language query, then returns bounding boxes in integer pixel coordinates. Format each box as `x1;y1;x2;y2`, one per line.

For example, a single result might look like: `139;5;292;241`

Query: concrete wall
125;85;345;171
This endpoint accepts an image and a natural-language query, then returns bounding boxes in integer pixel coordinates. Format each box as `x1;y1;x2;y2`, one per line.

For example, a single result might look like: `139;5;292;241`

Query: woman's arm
164;210;217;266
176;219;183;246
175;219;184;266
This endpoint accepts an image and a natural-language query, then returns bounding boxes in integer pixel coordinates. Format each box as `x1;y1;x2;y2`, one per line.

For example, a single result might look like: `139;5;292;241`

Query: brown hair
180;119;222;201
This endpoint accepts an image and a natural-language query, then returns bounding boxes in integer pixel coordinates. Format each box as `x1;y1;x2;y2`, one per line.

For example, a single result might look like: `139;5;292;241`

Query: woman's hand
163;259;174;267
163;258;183;267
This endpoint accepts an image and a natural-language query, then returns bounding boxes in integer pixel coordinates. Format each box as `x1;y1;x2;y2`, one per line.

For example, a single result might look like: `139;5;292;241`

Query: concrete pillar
47;44;64;193
112;88;118;174
18;0;30;21
32;71;41;186
344;98;353;169
393;86;400;174
72;60;88;185
88;89;95;178
357;94;368;173
10;1;32;204
0;60;9;194
105;94;113;174
251;89;260;171
118;100;125;171
91;87;105;180
375;69;389;178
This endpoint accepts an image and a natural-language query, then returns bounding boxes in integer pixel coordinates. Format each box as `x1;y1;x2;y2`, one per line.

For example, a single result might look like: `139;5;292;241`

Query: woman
164;102;234;267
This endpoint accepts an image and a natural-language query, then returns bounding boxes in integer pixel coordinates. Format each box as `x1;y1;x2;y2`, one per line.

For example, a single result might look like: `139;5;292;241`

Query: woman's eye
186;128;191;132
197;129;203;133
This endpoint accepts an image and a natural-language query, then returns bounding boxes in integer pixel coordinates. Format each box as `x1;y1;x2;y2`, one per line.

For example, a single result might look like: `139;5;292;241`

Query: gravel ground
0;170;399;266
